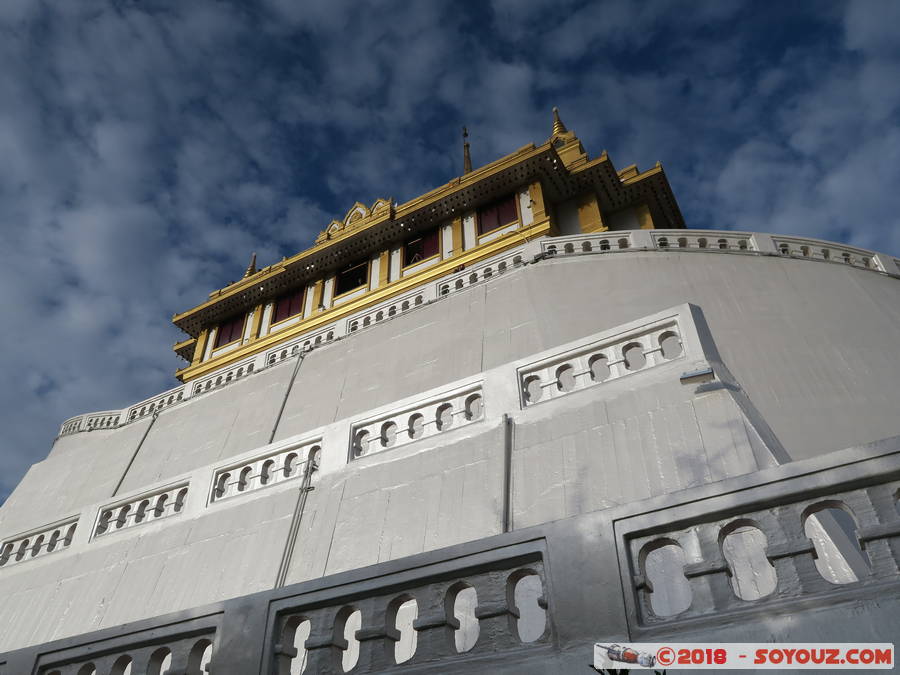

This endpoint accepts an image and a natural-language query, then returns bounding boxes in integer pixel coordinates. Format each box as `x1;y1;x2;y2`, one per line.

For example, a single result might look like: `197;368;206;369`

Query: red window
477;194;518;236
273;288;304;324
335;259;369;296
214;314;245;348
403;227;440;266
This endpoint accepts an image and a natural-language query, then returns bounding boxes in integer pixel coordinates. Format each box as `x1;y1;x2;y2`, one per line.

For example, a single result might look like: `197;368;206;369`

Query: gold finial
243;252;257;278
463;126;472;174
551;106;568;136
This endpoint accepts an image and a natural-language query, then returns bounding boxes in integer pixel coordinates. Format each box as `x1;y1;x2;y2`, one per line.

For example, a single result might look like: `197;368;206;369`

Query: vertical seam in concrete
480;284;487;373
269;353;305;444
687;398;714;485
321;481;348;577
111;412;159;498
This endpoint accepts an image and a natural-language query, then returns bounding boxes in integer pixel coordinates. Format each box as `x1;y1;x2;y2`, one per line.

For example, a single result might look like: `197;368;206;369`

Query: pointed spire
243;252;257;278
462;126;473;174
551;106;568;136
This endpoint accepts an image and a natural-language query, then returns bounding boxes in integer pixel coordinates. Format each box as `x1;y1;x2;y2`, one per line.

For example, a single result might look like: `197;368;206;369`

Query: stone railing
771;235;882;269
55;229;899;440
211;439;321;503
350;383;485;460
0;517;78;569
627;478;900;627
436;250;527;298
94;483;189;538
543;232;633;255
16;615;216;675
517;317;684;407
653;229;753;251
347;290;425;334
125;384;187;423
542;229;900;277
270;547;549;674
190;355;258;396
84;411;121;431
263;324;337;367
4;435;898;673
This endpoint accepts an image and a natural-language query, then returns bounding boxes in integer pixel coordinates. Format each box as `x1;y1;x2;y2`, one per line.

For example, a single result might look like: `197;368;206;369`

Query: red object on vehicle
621;648;639;663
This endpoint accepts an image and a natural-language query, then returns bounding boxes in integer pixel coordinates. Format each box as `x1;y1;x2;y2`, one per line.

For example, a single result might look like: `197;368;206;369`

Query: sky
1;0;899;504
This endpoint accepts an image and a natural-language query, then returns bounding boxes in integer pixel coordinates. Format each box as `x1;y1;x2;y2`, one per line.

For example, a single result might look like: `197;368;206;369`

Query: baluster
352;596;398;672
302;607;348;675
469;570;521;654
778;504;832;595
863;484;900;576
694;523;732;611
408;583;459;663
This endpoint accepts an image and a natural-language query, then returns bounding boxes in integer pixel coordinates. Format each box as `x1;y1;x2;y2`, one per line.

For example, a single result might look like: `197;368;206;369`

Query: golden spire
551;106;568;136
243;252;257;278
463;126;472;174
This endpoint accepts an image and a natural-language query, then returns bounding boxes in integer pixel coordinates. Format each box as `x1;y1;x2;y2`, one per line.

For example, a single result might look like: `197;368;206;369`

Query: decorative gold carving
315;198;394;245
175;219;551;382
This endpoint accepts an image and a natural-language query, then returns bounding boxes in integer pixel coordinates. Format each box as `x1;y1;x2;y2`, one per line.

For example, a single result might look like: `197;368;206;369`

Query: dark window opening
273;288;304;324
335;259;369;296
478;194;518;236
403;227;440;266
214;314;245;348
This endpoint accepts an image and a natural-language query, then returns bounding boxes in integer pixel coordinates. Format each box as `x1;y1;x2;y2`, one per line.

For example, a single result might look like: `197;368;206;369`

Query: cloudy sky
1;0;899;503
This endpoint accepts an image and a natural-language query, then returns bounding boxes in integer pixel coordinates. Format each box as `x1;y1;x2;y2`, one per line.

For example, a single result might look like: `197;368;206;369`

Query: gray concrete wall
116;361;292;494
1;248;898;653
0;487;296;651
0;418;152;536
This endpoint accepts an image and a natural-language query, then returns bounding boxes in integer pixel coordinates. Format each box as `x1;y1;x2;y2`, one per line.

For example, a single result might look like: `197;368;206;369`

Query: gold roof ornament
314;198;394;245
551;106;568;136
463;126;473;174
243;252;257;278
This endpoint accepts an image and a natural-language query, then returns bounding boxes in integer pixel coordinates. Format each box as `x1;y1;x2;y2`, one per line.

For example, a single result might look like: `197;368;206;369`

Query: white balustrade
0;518;78;568
191;356;260;396
126;384;189;423
542;232;632;255
771;235;884;270
517;318;685;407
210;439;321;502
263;325;337;367
435;251;526;298
94;483;190;538
350;384;485;460
347;290;428;333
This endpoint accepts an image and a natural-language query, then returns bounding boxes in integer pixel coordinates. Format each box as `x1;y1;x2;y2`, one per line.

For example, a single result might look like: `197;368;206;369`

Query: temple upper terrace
170;111;685;383
57;227;900;434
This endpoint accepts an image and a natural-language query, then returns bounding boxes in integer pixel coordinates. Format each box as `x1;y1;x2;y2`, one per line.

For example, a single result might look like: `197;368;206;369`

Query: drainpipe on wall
502;414;514;533
111;411;159;497
269;352;304;444
274;452;318;589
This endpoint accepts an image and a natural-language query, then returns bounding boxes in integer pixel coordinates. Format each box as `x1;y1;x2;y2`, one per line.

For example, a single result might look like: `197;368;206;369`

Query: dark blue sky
1;0;899;503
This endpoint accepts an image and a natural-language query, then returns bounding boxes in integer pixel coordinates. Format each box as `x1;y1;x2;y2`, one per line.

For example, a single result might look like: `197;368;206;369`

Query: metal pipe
274;452;318;589
502;413;514;533
111;411;158;497
269;352;304;444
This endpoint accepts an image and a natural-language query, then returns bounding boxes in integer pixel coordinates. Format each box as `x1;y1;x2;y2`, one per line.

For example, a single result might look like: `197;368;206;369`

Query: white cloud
1;0;899;503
